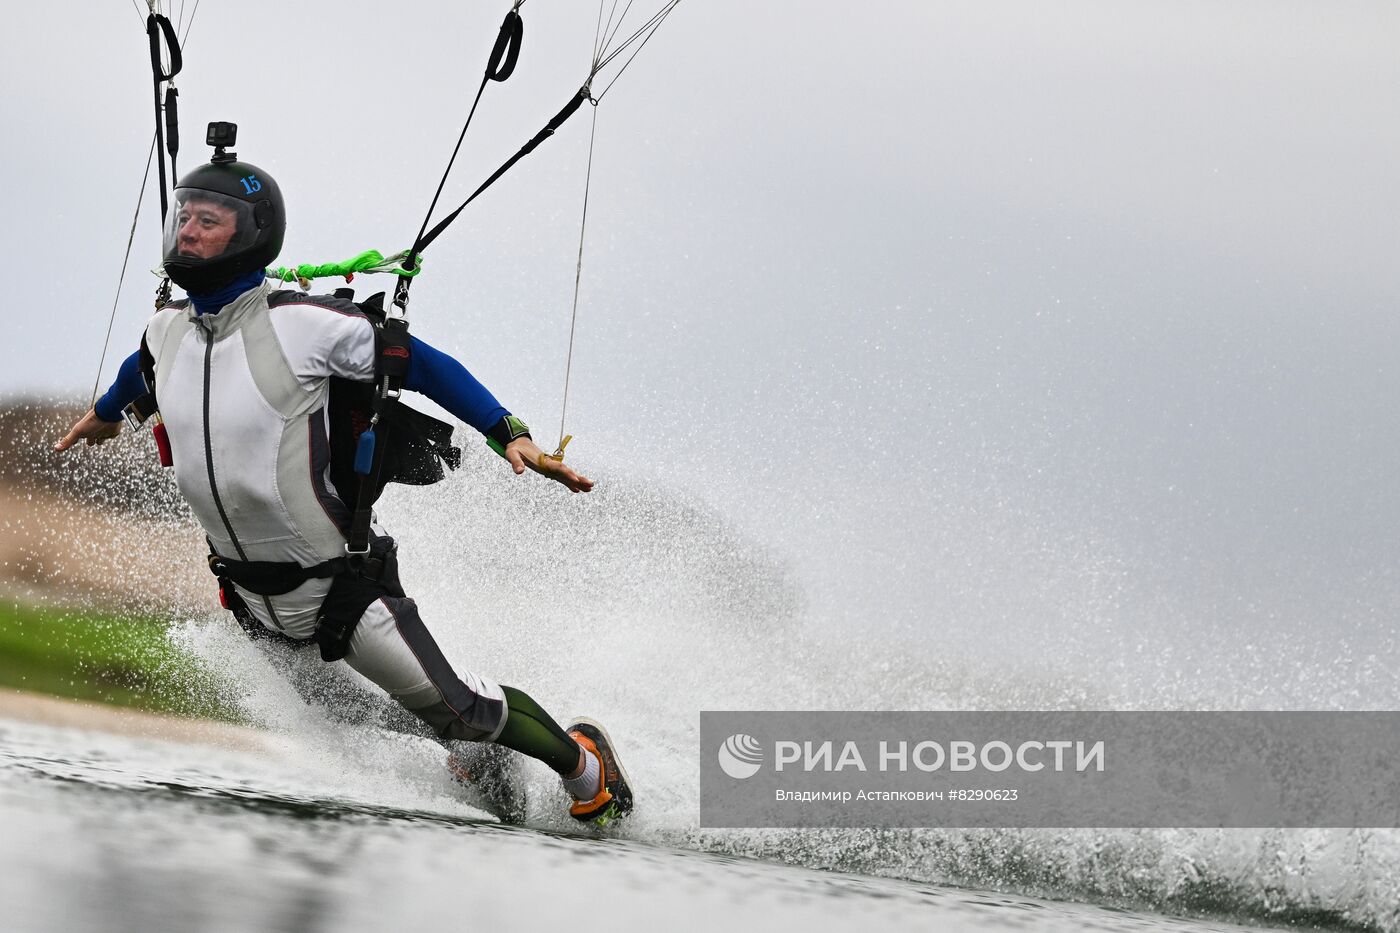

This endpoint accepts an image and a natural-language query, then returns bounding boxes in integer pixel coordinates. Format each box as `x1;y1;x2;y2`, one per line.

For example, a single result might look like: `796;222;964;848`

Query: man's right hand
54;408;123;451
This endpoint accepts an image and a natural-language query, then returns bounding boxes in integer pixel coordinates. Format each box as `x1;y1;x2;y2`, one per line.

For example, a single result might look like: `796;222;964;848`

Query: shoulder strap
123;332;161;425
346;312;412;555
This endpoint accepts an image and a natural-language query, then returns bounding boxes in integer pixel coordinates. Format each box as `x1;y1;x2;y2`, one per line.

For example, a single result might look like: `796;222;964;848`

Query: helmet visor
163;188;260;266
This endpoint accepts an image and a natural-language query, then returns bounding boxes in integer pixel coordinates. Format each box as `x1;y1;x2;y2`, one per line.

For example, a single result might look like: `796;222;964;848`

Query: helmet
162;154;284;293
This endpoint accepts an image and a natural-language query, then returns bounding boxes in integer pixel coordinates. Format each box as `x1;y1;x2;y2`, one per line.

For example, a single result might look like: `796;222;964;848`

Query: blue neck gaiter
188;269;268;316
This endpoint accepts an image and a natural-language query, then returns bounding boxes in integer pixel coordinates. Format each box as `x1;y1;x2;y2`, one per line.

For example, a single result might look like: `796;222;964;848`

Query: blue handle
354;428;377;475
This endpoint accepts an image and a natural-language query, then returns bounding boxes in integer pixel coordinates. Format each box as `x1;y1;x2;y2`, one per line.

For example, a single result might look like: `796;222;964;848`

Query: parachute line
180;0;201;47
557;102;600;452
597;0;637;68
591;0;681;102
92;134;157;409
91;1;198;407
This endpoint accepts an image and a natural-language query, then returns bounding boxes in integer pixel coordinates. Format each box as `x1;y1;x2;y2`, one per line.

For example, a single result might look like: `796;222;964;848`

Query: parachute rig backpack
324;287;462;503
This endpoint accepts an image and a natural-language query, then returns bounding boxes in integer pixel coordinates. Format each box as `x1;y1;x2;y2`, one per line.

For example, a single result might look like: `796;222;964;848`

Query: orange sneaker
566;718;634;825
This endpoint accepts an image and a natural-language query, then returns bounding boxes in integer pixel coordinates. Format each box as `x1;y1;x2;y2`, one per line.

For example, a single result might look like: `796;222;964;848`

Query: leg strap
314;536;405;662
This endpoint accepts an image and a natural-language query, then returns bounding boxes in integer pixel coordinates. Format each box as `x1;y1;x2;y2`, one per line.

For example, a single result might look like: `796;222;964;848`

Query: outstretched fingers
545;460;594;494
53;410;121;452
53;426;83;452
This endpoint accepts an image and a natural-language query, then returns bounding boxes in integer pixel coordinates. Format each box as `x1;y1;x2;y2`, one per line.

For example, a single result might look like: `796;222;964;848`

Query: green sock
494;685;581;776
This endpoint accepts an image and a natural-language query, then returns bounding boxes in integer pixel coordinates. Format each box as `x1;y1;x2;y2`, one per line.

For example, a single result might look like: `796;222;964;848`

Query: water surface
0;716;1330;933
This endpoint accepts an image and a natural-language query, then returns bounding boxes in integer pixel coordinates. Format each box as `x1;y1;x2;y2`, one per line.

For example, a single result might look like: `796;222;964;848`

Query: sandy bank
0;688;269;753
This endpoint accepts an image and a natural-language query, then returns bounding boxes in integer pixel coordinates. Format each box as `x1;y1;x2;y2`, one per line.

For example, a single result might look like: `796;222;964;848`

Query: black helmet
163;150;285;293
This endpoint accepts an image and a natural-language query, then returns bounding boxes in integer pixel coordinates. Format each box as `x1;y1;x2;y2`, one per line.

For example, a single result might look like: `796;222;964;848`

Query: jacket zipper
199;318;285;630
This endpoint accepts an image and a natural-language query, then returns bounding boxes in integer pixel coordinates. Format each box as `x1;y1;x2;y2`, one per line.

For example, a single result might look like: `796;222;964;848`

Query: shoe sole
567;716;634;823
446;745;528;824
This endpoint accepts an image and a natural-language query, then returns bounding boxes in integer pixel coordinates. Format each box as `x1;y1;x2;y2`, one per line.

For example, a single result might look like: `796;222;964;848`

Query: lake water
0;714;1360;933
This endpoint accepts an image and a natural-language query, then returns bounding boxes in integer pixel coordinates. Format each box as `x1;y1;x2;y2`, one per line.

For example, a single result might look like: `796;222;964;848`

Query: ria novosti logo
717;733;764;779
716;735;1107;779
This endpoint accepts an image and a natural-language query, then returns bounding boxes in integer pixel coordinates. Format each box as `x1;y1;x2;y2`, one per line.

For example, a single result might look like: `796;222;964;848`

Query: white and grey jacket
145;280;378;637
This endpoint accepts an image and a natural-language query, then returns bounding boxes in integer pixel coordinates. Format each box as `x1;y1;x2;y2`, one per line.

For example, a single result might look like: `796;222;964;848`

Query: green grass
0;600;240;721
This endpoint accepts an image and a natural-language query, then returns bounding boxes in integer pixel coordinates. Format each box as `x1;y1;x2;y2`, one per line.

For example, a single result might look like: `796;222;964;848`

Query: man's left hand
504;437;595;493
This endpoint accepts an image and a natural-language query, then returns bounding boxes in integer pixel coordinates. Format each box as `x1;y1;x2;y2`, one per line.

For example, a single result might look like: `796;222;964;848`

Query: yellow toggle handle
535;434;573;468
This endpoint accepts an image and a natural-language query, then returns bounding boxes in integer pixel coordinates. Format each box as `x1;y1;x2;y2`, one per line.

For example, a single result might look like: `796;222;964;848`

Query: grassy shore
0;600;239;721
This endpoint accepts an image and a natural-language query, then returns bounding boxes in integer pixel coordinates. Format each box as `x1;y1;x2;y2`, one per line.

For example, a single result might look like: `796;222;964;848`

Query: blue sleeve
94;350;146;423
404;335;509;434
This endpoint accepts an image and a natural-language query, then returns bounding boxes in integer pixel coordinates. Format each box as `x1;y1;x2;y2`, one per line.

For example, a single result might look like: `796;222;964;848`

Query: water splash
13;399;1400;930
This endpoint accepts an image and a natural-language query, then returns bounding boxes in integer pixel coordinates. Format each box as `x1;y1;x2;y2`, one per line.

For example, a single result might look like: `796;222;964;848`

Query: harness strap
213;535;403;663
208;553;349;597
345;314;413;555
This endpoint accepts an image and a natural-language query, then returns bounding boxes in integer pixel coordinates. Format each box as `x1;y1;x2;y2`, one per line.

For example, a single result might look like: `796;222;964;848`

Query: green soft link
486;438;508;459
266;249;423;284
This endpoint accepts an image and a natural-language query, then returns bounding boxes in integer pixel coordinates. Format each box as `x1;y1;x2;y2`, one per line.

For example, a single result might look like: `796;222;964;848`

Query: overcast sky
6;1;1399;679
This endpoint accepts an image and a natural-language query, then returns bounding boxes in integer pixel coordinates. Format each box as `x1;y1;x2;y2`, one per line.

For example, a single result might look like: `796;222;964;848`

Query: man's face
175;197;239;259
